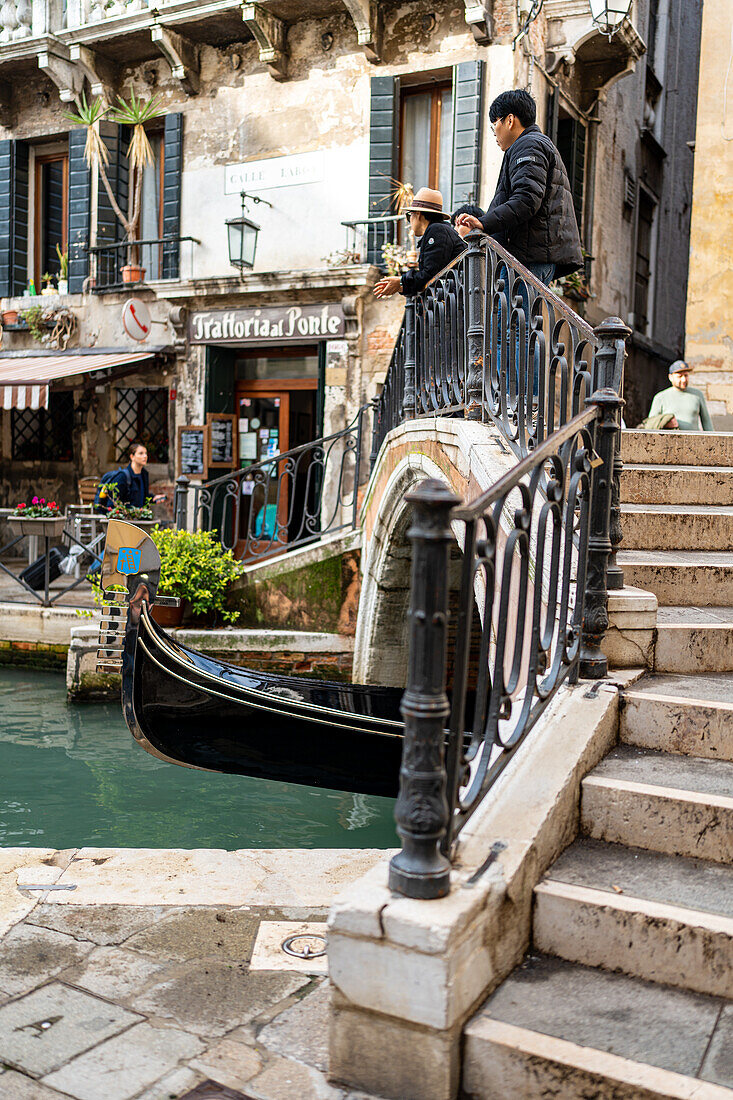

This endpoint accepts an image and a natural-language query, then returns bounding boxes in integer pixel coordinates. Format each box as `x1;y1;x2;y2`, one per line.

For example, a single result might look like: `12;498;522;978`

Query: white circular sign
122;298;152;342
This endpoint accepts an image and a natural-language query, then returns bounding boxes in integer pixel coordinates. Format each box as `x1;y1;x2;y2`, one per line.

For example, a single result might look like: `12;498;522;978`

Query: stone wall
685;0;733;429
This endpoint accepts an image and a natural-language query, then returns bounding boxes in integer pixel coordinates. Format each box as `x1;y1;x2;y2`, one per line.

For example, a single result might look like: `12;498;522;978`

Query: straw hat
404;187;450;220
668;359;692;376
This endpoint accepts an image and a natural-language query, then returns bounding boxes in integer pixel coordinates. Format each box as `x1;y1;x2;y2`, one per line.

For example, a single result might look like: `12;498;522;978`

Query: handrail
174;406;369;561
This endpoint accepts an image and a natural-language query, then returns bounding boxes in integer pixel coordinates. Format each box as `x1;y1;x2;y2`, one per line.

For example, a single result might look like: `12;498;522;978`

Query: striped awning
0;351;154;410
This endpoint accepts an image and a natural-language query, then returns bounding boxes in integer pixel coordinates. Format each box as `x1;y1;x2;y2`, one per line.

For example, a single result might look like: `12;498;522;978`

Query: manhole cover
179;1082;256;1100
281;932;327;959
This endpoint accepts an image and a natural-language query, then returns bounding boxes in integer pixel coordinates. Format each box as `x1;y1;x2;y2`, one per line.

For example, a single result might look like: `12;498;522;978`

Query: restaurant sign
188;303;346;345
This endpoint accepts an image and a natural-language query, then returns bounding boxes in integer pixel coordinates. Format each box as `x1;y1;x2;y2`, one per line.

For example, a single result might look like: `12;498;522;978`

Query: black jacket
107;464;149;508
481;124;583;276
401;221;466;296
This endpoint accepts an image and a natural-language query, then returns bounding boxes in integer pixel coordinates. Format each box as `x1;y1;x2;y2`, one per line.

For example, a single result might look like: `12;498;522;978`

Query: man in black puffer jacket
457;89;582;283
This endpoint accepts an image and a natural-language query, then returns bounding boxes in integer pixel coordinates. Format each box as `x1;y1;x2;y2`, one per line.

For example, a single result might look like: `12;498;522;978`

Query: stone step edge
622;688;733;714
535;879;733;938
463;1017;733;1100
623;463;733;473
582;774;733;814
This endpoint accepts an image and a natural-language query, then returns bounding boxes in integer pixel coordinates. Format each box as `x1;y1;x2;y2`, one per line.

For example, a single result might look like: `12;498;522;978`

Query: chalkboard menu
207;413;237;469
178;425;207;477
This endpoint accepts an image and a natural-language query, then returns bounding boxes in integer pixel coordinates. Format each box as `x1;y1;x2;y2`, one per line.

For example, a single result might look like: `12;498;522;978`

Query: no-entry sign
122;298;152;342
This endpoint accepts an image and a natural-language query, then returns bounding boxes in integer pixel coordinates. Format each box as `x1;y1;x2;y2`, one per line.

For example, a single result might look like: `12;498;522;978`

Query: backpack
93;467;132;513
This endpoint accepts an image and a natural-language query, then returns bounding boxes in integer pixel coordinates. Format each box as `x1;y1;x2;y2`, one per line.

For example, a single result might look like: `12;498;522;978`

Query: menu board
207;413;237;469
178;425;207;477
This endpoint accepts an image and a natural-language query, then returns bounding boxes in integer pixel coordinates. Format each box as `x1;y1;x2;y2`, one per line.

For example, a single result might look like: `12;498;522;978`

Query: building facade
0;0;701;522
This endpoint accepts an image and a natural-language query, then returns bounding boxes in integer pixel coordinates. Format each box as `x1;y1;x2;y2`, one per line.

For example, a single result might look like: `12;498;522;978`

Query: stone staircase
461;429;733;1098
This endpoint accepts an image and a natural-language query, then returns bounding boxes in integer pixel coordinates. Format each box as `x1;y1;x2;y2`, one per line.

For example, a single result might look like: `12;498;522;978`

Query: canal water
0;669;397;850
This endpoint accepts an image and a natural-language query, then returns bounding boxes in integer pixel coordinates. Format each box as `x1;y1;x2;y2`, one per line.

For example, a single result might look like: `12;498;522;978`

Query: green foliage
151;527;243;624
55;244;69;279
21;305;45;341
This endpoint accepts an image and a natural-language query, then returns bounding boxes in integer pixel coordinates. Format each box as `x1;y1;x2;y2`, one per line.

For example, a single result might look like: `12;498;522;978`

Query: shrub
151;527;242;624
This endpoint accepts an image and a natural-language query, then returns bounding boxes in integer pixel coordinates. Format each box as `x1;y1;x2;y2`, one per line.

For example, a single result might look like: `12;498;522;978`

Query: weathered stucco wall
685;0;733;429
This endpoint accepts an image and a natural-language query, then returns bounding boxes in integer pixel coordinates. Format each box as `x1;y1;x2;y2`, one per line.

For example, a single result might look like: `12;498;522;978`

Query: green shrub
151;527;243;624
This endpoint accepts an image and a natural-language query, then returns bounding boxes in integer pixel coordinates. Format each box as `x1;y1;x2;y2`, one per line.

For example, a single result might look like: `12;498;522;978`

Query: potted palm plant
56;245;69;295
64;91;164;284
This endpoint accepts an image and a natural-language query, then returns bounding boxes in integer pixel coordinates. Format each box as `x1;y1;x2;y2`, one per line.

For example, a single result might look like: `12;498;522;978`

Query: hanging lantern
589;0;633;36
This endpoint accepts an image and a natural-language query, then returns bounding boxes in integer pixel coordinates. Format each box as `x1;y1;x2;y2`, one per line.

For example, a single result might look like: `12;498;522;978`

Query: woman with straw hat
374;188;465;299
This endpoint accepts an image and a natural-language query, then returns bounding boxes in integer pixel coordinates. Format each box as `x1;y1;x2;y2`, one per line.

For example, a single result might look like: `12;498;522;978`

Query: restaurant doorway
234;347;321;557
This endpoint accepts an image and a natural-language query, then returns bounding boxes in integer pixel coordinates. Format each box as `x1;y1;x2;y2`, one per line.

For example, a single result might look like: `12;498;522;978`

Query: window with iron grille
11;391;74;461
115;387;169;464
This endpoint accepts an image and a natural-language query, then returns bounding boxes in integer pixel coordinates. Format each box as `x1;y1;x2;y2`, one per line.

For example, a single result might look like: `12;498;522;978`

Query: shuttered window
34;153;68;290
0;139;29;297
67;129;91;294
161;112;183;279
451;60;484;210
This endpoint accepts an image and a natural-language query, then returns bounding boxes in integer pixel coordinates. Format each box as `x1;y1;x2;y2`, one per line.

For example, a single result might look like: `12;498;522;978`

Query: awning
0;351;154;410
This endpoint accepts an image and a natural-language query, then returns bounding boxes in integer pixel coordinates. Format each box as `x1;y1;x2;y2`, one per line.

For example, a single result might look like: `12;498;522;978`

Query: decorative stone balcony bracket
242;2;288;81
342;0;382;63
151;24;199;95
463;0;493;45
38;40;84;101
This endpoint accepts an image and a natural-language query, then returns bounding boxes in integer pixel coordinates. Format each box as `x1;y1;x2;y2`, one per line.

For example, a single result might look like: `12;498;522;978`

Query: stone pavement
0;849;391;1100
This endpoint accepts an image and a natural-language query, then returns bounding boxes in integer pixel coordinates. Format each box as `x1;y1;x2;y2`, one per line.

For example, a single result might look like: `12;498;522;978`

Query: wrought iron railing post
174;475;189;531
369;395;381;468
580;387;624;679
389;478;460;899
593;317;631;591
402;295;417;420
465;229;485;420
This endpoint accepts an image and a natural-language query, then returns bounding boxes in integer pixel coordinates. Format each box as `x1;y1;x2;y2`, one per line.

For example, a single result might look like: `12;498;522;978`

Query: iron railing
174;406;369;561
341;214;403;267
87;235;199;289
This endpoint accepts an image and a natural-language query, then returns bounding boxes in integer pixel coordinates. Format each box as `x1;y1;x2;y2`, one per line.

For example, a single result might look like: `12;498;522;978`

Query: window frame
399;80;453;195
115;385;169;465
33;151;69;290
11;390;75;462
632;183;658;336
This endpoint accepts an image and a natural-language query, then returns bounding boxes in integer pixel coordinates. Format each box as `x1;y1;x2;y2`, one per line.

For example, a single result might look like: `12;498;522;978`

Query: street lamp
589;0;633;37
226;191;272;273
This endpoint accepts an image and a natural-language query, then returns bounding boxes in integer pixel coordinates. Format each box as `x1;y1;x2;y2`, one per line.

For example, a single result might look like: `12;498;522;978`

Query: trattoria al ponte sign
188;303;346;345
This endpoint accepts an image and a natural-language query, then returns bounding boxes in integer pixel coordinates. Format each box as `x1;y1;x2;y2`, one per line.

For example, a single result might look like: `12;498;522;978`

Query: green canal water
0;669;397;850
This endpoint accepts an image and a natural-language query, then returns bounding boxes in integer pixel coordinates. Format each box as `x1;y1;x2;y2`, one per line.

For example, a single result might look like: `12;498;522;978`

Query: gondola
97;520;405;797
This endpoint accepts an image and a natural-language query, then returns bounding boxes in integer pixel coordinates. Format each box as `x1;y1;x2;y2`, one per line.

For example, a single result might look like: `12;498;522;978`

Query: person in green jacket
646;361;713;431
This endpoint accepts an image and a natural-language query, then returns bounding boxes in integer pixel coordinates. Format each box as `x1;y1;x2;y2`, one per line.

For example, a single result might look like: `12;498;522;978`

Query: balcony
340;214;403;270
0;0;385;89
87;235;199;291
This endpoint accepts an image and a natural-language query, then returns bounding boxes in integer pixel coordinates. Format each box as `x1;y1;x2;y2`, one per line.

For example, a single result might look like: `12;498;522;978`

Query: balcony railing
87;236;199;290
341;214;403;268
0;0;242;39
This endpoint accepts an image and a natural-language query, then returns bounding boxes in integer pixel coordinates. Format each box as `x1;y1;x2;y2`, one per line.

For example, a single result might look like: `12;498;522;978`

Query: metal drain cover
281;932;327;959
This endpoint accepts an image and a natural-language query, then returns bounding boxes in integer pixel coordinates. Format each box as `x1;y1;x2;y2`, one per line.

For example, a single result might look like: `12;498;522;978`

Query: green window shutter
68;129;91;293
451;60;484;210
368;75;397;265
0;139;29;297
162;112;183;278
97;121;129;246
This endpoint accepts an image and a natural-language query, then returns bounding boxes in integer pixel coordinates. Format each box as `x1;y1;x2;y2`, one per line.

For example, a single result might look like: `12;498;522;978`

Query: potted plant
2;307;18;326
56;245;69;294
8;497;66;537
150;527;243;627
107;492;156;527
64;91;163;286
41;273;56;296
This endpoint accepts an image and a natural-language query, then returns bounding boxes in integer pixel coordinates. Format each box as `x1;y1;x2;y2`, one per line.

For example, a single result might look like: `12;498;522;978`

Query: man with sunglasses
456;89;582;283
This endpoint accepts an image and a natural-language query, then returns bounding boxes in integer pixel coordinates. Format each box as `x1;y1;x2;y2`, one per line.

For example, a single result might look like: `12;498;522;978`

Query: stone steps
618;550;733;605
463;954;733;1099
621;504;733;552
621;673;733;760
532;838;733;999
622;429;733;467
580;744;733;864
622;463;733;506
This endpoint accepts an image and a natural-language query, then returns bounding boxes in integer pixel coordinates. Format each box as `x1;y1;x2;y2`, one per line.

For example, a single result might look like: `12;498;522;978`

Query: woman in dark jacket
374;188;466;299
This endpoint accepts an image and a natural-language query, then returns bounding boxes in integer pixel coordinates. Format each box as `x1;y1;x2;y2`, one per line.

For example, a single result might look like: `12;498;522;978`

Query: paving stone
135;963;310;1038
61;945;170;1002
26;905;180;946
258;981;331;1071
189;1038;262;1089
132;1066;205;1100
0;1068;74;1099
700;1003;733;1088
43;1021;204;1100
0;924;94;996
0;982;140;1077
125;909;261;963
248;1056;345;1100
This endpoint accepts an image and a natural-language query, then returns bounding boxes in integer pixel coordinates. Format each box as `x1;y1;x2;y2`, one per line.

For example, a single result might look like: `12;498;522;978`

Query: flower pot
151;601;184;628
57;279;68;295
41;286;56;296
122;264;146;284
8;515;66;537
2;310;18;326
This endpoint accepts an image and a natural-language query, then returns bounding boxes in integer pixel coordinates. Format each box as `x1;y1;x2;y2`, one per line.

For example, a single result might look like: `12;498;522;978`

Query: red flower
49;502;57;508
17;503;25;509
40;498;46;504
